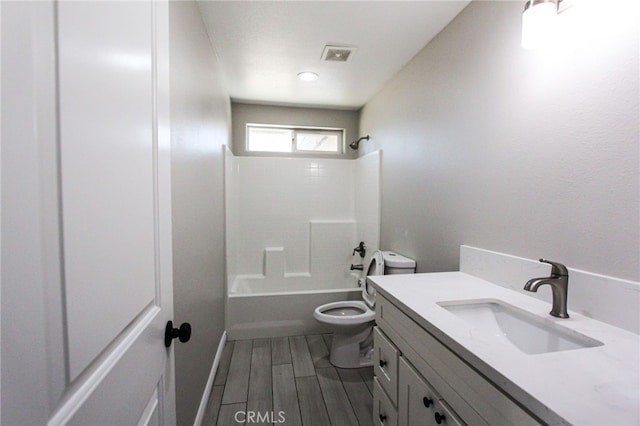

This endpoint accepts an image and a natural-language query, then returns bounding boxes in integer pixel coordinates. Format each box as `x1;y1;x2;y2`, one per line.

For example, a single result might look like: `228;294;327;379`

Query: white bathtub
226;275;361;340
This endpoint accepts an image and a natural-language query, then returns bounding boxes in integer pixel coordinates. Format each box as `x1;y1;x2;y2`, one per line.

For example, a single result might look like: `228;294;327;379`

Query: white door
1;1;177;424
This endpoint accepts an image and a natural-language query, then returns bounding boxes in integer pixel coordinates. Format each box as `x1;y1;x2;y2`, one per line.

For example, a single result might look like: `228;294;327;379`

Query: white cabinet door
1;1;176;424
398;357;440;426
399;357;465;426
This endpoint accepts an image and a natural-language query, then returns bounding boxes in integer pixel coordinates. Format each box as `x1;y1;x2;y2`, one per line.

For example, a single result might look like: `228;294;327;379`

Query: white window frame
246;123;345;156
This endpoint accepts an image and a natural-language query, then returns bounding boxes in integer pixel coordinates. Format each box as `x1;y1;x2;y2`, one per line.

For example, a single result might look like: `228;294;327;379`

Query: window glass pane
247;125;343;155
295;132;340;152
247;127;292;152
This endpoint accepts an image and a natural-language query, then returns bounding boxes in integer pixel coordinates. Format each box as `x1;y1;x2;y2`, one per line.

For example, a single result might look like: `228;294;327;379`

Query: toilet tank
382;251;416;275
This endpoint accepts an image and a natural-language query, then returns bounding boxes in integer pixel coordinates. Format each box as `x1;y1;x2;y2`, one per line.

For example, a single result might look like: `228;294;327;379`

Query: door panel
139;387;161;426
0;1;175;424
63;308;166;425
57;0;159;379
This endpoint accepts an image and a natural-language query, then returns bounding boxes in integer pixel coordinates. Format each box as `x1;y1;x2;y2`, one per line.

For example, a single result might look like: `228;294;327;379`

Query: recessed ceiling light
297;71;318;82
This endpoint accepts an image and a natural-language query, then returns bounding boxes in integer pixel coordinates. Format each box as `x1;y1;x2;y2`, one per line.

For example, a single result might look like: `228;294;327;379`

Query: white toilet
313;250;416;368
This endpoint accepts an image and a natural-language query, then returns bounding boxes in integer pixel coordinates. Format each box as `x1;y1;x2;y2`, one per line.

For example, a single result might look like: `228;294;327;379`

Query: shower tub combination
224;149;381;340
226;275;362;340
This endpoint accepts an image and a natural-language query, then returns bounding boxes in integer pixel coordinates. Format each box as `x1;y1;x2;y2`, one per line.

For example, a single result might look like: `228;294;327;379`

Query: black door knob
165;321;191;347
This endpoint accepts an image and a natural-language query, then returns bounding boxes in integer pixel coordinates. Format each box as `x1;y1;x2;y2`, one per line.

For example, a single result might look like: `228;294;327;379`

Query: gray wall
169;2;230;424
360;1;639;281
231;102;359;159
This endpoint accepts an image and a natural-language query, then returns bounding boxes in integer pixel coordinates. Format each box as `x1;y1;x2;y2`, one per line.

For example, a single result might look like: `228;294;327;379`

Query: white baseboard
193;330;227;426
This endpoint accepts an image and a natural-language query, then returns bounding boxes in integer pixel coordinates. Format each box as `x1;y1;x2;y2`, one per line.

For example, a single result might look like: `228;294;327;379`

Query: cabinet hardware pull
423;397;433;408
379;359;387;367
435;412;446;424
379;413;387;423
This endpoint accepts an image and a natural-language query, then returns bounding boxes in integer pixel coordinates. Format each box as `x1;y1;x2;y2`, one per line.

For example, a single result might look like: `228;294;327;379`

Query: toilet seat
362;250;384;308
366;250;385;276
313;301;375;326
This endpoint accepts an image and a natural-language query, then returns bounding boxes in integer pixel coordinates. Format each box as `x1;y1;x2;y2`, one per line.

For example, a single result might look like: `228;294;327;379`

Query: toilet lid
362;250;383;308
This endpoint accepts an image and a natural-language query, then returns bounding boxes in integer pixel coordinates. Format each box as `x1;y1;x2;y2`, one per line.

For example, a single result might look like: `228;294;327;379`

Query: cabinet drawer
374;326;399;405
374;377;398;426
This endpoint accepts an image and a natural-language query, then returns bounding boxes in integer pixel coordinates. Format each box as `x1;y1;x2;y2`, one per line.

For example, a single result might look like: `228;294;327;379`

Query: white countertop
368;272;640;426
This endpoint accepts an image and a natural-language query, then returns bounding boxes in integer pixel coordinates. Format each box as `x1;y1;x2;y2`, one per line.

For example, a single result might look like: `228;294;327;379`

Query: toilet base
328;324;374;369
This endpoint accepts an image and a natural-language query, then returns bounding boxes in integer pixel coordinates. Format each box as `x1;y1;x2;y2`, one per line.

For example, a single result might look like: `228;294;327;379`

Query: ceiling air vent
321;45;357;62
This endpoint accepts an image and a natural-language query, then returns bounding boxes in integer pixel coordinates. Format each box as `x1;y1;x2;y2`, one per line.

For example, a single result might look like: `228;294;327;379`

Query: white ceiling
198;1;471;110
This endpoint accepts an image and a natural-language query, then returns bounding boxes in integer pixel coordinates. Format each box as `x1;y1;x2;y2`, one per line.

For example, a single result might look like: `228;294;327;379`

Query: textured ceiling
198;1;471;109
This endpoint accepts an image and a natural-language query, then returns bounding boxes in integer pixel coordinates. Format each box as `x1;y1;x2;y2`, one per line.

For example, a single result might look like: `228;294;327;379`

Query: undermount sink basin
437;299;603;355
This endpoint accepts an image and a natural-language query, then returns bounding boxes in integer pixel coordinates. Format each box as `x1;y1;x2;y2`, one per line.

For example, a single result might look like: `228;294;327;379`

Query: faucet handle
539;259;569;277
352;241;366;258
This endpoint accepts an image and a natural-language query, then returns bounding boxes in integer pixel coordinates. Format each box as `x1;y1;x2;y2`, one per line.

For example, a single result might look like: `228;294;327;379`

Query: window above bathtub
246;124;345;155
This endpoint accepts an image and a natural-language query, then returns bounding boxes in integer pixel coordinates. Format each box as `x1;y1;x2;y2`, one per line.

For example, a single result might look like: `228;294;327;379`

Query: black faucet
524;259;570;318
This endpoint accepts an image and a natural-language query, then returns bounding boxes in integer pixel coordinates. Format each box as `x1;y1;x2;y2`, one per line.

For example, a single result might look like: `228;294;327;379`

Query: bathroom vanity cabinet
368;271;640;425
372;294;540;426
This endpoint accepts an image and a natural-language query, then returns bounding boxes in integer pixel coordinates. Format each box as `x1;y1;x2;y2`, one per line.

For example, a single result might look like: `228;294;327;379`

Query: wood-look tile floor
201;334;374;425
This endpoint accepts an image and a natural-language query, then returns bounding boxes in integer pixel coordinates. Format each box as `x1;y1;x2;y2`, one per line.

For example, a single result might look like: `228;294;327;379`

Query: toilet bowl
313;250;416;368
313;300;375;368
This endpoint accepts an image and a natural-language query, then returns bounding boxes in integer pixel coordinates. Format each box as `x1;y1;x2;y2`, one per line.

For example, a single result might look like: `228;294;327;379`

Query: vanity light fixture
521;0;560;49
297;71;319;82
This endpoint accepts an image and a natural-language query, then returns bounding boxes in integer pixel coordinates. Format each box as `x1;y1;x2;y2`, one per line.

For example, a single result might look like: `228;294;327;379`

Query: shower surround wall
225;148;380;339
